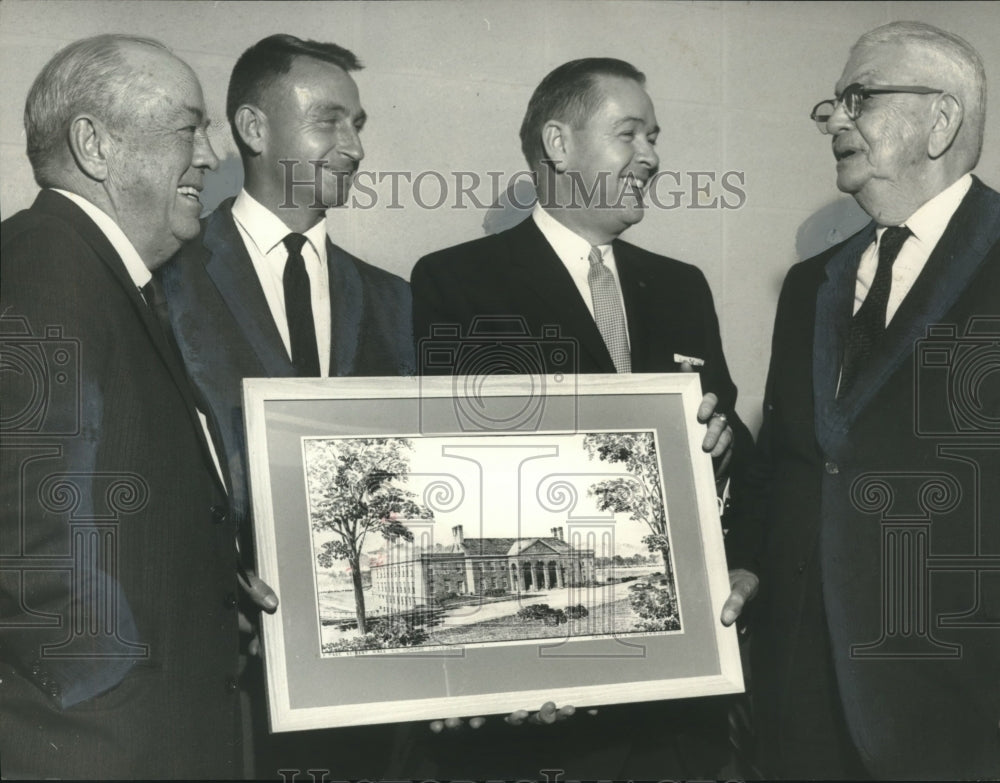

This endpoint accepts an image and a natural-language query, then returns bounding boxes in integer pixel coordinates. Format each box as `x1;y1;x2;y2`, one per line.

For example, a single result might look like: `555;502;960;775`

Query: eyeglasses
810;82;944;133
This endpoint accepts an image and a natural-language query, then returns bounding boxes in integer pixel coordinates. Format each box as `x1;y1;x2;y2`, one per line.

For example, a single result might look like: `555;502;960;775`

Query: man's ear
234;104;267;156
68;114;109;181
541;120;572;173
928;93;963;159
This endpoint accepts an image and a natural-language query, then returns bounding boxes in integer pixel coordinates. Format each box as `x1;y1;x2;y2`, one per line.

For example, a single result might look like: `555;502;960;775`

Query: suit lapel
813;223;876;455
326;239;363;376
816;179;1000;451
505;218;615;372
36;190;224;490
202;200;293;378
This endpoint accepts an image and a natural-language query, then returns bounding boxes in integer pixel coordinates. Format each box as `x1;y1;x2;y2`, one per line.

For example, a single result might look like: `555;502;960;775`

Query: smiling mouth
319;163;357;178
177;185;201;202
621;175;648;199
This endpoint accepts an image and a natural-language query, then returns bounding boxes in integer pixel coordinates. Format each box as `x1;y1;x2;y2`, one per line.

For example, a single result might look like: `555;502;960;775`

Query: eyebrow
614;116;660;134
175;105;209;128
309;102;367;123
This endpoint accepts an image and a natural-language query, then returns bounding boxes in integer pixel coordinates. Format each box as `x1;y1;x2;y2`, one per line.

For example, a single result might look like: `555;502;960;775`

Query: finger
238;610;254;635
709;426;733;459
720;588;746;627
239;571;279;613
429;720;445;734
701;416;726;451
697;392;718;423
248;634;261;658
679;360;694;373
714;448;733;480
468;716;486;730
556;705;576;721
444;716;463;730
536;701;558;725
505;709;530;726
721;570;759;626
586;708;599;716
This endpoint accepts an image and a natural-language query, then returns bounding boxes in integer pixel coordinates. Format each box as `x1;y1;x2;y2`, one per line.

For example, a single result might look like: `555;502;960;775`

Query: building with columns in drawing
370;524;596;614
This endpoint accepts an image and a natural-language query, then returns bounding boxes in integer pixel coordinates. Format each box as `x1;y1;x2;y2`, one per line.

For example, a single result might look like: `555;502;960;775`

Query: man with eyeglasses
745;21;1000;779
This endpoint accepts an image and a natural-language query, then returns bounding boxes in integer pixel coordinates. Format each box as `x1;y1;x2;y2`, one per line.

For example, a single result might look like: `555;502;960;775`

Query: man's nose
339;125;364;164
824;99;853;135
636;137;659;173
194;130;219;171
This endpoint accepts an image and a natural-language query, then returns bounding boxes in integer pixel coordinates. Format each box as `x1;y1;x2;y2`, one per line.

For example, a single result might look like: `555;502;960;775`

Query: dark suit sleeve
681;266;757;570
411;254;457;344
723;266;806;577
410;254;471;375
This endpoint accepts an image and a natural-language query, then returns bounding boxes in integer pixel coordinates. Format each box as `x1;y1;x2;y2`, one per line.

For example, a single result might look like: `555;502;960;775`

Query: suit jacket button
796;560;807;574
225;676;238;693
211;504;228;524
824;461;839;475
224;592;238;609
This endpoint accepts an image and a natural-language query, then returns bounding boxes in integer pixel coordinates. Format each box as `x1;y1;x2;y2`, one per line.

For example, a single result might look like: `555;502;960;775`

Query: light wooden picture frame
244;373;743;732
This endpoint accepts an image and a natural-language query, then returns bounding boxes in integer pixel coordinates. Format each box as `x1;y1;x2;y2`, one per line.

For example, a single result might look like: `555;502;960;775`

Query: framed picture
244;373;743;732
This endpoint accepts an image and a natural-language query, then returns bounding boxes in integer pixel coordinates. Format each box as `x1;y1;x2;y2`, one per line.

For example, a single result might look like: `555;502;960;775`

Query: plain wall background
2;0;998;432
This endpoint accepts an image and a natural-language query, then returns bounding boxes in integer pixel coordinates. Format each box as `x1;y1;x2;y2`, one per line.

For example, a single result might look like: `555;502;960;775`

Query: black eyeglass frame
810;82;944;131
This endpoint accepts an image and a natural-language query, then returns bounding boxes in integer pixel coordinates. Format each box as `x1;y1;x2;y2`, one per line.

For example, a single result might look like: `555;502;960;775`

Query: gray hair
24;34;170;187
854;21;986;168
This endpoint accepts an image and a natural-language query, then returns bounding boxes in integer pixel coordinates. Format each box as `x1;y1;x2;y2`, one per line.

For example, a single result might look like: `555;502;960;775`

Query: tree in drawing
304;437;430;634
583;432;673;582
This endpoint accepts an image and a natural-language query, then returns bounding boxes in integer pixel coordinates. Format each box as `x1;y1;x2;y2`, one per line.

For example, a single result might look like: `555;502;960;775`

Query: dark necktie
141;276;181;357
282;233;321;377
838;225;911;398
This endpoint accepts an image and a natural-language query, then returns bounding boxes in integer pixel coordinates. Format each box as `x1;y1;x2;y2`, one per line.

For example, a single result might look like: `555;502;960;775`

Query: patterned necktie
587;246;631;373
282;232;321;377
838;224;911;398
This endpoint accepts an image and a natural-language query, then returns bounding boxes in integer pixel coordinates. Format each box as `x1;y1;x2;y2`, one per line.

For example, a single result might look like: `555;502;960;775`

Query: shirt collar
232;189;327;259
889;173;972;246
50;188;151;288
532;203;608;260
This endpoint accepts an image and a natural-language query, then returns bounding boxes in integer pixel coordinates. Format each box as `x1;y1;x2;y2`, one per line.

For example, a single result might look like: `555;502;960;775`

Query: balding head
24;34;176;187
853;21;986;171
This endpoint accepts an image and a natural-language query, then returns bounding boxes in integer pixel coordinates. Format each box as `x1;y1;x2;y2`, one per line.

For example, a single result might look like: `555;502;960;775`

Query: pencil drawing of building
370;524;596;614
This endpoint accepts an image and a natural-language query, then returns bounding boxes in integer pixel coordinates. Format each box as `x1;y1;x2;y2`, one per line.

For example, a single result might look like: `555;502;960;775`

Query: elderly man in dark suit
0;34;252;778
159;34;415;779
747;21;1000;779
410;57;758;780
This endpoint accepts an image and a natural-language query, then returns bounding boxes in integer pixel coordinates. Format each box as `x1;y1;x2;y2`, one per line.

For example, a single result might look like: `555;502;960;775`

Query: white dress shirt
231;189;332;376
50;188;225;485
531;204;630;349
53;188;152;290
854;174;973;324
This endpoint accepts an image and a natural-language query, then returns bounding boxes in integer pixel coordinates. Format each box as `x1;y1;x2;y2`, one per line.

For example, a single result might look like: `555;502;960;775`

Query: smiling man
161;33;415;562
157;33;414;779
746;21;999;779
409;57;757;780
1;34;244;778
